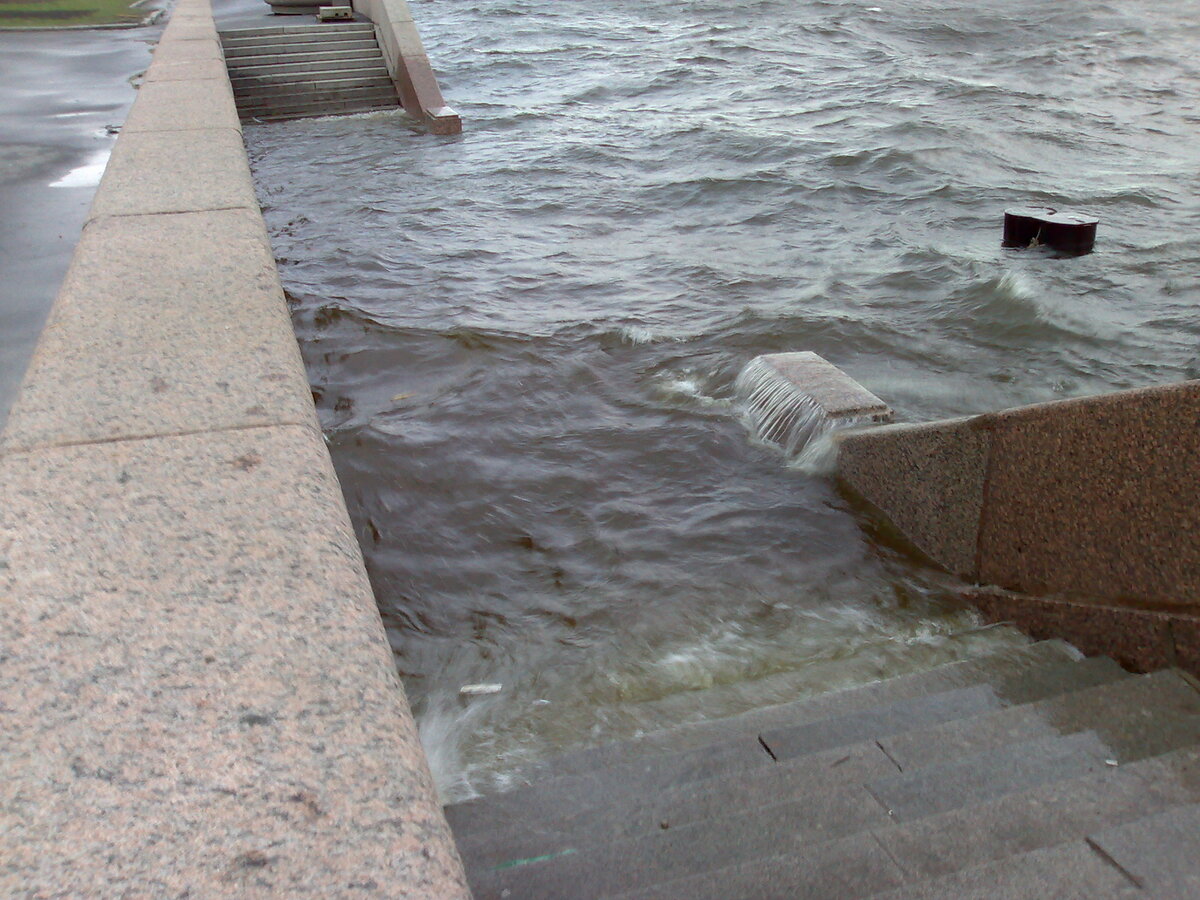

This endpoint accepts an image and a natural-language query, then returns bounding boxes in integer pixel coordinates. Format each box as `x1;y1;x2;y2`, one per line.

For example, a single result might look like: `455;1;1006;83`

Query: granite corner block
837;417;989;578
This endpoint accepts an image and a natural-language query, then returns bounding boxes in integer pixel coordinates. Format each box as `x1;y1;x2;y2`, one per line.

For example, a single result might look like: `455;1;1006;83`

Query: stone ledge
150;35;225;64
2;209;317;454
87;127;257;221
122;78;240;135
0;426;469;898
976;381;1200;606
143;57;231;83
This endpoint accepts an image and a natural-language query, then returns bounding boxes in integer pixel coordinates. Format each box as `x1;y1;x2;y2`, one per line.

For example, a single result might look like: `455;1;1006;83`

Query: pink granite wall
0;1;469;895
838;381;1200;673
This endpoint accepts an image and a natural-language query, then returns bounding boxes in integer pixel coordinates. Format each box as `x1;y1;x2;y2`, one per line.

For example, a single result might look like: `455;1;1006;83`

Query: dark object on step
1003;207;1098;255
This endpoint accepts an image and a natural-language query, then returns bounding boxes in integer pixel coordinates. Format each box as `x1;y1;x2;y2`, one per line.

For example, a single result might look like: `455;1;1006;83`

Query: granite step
454;740;901;871
612;742;1200;899
465;779;894;900
221;37;379;58
236;92;398;120
501;640;1083;785
228;56;389;79
454;657;1132;868
862;840;1139;900
237;97;400;121
445;652;1117;842
473;725;1163;899
466;729;1152;900
867;725;1186;825
1085;802;1200;895
878;668;1200;773
218;23;374;41
757;654;1126;762
233;77;396;102
870;803;1200;898
456;667;1142;892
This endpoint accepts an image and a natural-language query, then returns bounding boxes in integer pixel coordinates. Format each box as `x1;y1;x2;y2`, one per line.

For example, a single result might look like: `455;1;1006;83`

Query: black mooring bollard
1003;206;1098;254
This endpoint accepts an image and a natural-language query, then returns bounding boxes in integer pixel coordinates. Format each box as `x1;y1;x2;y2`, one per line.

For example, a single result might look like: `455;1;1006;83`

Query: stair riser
232;72;392;90
521;642;1083;782
222;38;376;56
238;99;399;120
228;48;385;67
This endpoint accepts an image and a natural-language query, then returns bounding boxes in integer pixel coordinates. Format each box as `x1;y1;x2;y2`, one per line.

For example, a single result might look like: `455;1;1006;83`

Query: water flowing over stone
734;353;892;458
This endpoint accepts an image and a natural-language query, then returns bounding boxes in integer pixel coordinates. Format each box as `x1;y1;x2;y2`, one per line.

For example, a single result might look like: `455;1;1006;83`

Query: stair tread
466;784;892;900
455;640;1081;798
1088;802;1200;894
880;667;1200;772
868;721;1196;824
866;840;1138;900
759;655;1126;762
455;740;898;870
234;81;395;100
238;101;400;121
445;651;1110;841
454;660;1147;866
607;744;1200;900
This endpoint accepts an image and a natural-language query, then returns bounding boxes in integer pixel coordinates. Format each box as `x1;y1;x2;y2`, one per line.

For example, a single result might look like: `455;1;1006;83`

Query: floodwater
243;0;1200;801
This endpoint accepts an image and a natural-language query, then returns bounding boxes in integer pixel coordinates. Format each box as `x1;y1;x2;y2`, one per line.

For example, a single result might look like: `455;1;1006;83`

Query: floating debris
460;683;503;695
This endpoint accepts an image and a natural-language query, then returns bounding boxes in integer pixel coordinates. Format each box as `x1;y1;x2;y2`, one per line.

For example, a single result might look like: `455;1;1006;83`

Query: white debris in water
459;683;503;695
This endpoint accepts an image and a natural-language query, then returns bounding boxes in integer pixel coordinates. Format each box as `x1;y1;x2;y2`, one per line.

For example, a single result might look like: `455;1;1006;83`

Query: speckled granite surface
87;128;258;220
838;417;987;579
0;0;469;894
2;209;317;453
0;427;467;897
976;382;1200;605
839;381;1200;673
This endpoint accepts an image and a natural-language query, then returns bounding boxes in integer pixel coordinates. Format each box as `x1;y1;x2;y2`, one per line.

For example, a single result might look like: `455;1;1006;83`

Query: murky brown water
244;0;1200;800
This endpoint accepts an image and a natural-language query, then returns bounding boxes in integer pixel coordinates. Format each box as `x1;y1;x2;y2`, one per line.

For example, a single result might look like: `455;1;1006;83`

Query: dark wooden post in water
1003;206;1098;254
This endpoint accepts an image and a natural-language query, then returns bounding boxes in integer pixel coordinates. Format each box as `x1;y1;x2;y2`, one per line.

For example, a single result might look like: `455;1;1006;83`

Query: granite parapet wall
0;1;468;895
838;381;1200;673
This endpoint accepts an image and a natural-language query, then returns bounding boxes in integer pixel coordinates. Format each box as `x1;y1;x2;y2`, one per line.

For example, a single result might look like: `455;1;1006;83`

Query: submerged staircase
446;640;1200;898
219;22;400;122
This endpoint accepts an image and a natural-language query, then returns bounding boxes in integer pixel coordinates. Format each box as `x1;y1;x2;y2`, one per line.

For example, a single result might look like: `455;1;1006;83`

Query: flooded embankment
244;0;1200;801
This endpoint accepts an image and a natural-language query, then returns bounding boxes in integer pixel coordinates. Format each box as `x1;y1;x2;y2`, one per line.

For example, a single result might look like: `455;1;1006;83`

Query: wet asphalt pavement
0;26;156;429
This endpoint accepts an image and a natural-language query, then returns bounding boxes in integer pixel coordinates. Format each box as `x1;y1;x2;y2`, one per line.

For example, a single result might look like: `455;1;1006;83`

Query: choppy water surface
244;0;1200;800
